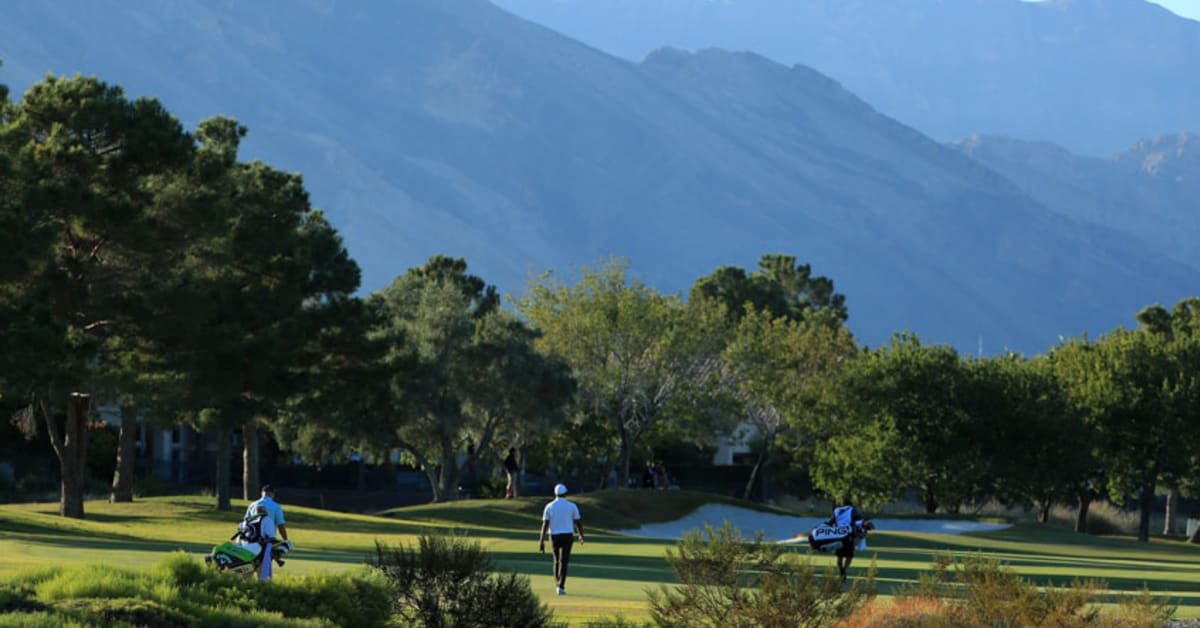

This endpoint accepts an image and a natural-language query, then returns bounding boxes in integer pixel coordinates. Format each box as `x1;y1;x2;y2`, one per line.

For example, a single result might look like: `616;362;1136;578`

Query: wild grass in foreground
0;552;390;627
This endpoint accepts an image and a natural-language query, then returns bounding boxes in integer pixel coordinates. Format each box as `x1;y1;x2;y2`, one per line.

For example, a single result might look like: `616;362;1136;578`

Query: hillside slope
955;133;1200;272
1;0;1194;354
494;0;1200;155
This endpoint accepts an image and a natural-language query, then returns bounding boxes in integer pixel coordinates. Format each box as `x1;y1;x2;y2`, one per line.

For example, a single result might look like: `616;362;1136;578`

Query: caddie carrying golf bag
807;520;872;553
204;515;292;578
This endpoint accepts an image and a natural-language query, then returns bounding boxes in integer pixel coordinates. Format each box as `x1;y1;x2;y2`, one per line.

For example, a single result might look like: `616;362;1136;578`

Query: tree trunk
618;428;632;490
110;407;137;503
742;451;764;502
1136;478;1155;543
1163;487;1179;536
54;393;92;519
1075;492;1092;533
1037;491;1053;524
923;485;938;514
213;426;233;511
517;444;526;496
242;419;259;501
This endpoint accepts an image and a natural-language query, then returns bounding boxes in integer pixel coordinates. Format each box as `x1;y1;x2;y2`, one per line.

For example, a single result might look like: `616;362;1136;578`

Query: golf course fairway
1;490;1198;625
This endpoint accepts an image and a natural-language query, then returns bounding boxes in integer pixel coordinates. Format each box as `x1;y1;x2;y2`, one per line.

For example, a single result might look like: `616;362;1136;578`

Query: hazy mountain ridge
955;133;1200;271
0;0;1194;355
493;0;1200;155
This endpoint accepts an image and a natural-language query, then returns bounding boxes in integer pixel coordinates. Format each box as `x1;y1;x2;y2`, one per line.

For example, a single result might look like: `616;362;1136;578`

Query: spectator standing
504;447;520;498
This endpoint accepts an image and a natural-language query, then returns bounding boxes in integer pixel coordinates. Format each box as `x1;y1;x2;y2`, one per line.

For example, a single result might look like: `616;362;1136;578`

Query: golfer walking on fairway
539;483;584;595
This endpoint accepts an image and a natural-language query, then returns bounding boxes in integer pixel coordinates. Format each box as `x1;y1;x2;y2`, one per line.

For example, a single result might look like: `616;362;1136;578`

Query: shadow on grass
491;550;673;585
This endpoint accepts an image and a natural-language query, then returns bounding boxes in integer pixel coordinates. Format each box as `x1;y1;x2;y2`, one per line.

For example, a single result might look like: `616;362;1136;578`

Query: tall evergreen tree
691;254;847;327
0;74;193;517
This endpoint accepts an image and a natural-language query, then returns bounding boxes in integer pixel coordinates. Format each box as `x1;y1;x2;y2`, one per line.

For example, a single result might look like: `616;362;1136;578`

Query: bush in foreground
371;533;558;628
0;553;392;627
842;553;1176;627
646;521;874;628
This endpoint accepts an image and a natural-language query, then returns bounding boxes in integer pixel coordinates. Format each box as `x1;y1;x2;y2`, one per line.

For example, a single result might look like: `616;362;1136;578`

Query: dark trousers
550;533;575;588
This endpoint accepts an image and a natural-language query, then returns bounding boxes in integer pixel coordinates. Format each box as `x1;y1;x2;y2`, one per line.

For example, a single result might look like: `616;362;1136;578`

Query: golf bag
204;517;292;578
807;520;872;553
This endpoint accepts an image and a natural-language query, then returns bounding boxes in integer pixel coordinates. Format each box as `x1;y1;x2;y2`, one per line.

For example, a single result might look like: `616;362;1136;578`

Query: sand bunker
617;504;1011;541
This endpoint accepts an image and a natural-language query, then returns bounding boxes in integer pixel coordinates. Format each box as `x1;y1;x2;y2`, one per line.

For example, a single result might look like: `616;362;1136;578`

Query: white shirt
543;497;581;534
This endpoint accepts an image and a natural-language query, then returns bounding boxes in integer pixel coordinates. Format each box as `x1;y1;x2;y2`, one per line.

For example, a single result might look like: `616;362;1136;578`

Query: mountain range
0;0;1195;355
955;132;1199;271
493;0;1200;155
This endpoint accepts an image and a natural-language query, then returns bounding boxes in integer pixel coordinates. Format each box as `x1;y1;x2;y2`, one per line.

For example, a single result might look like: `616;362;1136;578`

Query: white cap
554;483;568;496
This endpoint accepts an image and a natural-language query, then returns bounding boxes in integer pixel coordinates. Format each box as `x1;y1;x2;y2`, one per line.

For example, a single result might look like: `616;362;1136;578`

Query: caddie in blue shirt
539;483;584;596
246;484;288;542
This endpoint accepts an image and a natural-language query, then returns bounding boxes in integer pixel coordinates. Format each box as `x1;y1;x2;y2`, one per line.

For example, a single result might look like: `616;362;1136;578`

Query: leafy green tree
1052;327;1193;542
960;354;1093;523
372;256;573;501
518;259;726;488
690;254;847;328
815;333;974;512
723;307;856;501
0;74;193;517
146;120;360;509
1135;298;1200;539
268;294;394;471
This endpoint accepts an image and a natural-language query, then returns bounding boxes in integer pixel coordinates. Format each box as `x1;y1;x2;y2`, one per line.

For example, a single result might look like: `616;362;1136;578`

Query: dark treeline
2;71;1198;545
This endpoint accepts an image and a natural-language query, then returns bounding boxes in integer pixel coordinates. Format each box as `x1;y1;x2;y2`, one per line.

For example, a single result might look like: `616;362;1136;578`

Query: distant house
713;422;756;466
96;404;209;485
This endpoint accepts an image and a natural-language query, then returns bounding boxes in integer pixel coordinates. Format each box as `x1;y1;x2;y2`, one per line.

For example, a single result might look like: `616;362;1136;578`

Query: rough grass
2;491;1199;625
0;552;391;627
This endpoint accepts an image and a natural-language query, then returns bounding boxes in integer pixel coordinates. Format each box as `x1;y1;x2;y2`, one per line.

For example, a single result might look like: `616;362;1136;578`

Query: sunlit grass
3;492;1200;624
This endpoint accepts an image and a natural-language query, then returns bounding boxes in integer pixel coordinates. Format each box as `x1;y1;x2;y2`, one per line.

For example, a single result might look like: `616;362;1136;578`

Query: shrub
839;596;958;628
154;552;208;588
0;611;90;628
371;533;558;628
893;553;1176;627
583;616;654;628
646;521;874;628
259;569;392;627
2;555;391;628
1113;586;1177;627
34;565;145;602
0;583;43;614
53;598;189;628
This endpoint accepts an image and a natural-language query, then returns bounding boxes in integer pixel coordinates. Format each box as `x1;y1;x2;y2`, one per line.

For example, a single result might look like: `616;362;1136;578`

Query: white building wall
713;422;757;466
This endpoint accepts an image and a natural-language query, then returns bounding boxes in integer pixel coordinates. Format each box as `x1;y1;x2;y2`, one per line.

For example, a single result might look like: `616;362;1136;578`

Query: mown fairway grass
2;490;1199;625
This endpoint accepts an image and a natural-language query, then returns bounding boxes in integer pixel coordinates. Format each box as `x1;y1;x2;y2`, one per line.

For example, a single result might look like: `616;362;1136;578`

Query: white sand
616;504;1011;542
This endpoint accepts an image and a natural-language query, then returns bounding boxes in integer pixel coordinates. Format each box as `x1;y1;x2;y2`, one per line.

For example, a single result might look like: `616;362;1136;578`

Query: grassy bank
2;491;1199;625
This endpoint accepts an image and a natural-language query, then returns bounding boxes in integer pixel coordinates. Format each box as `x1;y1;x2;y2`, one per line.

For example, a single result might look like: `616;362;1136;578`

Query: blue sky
1152;0;1200;20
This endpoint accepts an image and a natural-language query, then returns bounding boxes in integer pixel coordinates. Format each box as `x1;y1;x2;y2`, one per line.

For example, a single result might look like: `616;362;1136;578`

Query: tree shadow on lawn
0;532;212;556
0;513;159;544
873;528;1200;568
491;550;672;585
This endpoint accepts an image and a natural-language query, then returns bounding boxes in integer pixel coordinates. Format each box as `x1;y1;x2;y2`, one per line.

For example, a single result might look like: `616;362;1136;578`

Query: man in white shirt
245;484;288;542
539;483;584;595
240;503;279;581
